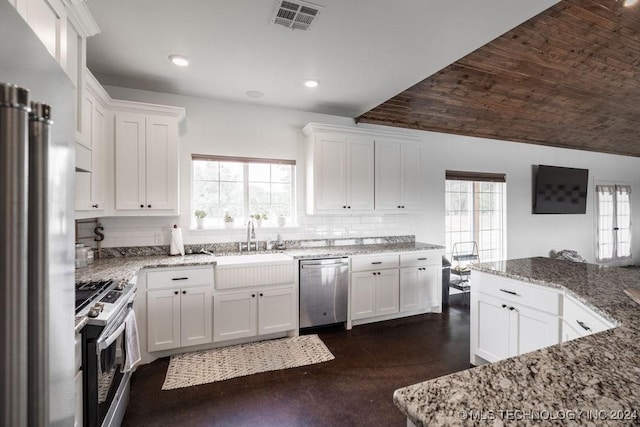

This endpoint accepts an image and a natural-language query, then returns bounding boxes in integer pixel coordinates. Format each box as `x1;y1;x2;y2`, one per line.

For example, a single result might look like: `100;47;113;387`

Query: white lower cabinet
561;294;614;342
470;270;618;366
350;250;443;326
472;292;560;363
351;270;399;320
147;284;212;352
147;268;213;352
213;286;295;343
399;264;439;312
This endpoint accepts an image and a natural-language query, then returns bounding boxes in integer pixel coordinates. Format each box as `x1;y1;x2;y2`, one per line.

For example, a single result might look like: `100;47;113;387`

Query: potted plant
223;211;234;228
194;210;207;229
250;213;268;227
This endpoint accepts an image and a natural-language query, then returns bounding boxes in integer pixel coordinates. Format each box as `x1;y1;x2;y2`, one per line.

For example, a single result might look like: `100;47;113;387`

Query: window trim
444;178;507;263
192;154;295;166
595;182;632;263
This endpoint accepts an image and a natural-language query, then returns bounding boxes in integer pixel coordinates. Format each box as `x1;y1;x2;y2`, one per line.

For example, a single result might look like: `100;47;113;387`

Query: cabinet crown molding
302;122;419;142
82;67;186;121
109;99;186;121
62;0;100;37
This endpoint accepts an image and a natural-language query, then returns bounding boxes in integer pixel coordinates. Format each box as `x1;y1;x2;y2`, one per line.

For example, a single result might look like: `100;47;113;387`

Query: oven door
84;300;134;427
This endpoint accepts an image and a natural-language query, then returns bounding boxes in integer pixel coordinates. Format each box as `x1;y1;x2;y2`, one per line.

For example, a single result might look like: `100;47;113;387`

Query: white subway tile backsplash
98;213;422;248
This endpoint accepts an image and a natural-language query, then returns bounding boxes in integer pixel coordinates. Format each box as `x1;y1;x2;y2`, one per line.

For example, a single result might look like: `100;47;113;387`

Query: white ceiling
86;0;558;118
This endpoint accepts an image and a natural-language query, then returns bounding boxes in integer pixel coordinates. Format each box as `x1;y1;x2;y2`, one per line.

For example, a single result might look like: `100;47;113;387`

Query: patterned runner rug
161;335;334;390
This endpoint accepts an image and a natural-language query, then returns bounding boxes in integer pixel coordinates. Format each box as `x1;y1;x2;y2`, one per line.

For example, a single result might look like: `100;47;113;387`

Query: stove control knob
88;307;101;318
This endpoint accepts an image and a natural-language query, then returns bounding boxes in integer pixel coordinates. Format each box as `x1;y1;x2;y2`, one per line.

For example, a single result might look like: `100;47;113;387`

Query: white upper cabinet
375;141;424;211
75;71;109;217
10;0;99;78
114;107;181;215
306;131;374;213
20;0;66;63
303;123;421;215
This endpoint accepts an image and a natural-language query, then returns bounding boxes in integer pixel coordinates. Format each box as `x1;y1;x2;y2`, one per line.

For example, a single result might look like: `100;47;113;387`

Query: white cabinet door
511;303;559;356
375;269;399;316
374;141;401;210
308;133;374;213
75;91;105;213
400;265;440;312
399;267;420;312
374;141;423;211
180;285;212;347
399;143;423;209
89;102;106;210
145;116;178;211
419;265;440;309
473;293;511;363
213;291;257;342
258;287;295;335
66;16;84;132
147;289;181;352
114;113;179;214
115;112;146;210
346;137;374;210
314;134;347;211
351;272;376;320
24;0;66;63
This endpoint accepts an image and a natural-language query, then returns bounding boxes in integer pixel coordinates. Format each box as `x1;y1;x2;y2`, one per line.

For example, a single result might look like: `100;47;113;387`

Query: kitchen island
394;257;640;426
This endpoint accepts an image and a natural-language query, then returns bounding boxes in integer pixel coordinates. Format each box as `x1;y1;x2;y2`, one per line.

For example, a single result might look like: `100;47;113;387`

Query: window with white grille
192;155;295;228
596;184;631;262
445;172;506;263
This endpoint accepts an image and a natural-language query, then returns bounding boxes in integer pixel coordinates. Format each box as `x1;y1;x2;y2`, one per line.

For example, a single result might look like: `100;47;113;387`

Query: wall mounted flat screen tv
533;165;588;214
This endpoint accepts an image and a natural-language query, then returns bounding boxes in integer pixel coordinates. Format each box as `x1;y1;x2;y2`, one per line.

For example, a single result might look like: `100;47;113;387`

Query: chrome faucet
239;220;257;252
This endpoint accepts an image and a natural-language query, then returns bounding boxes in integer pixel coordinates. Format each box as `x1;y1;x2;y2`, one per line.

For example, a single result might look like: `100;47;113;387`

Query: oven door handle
97;322;126;354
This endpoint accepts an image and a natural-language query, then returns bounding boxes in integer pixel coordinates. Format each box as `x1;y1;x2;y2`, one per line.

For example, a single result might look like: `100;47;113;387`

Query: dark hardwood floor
123;295;470;426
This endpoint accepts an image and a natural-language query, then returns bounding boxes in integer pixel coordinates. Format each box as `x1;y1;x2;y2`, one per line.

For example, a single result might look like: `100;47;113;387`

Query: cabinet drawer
400;251;441;268
563;295;613;336
351;254;399;272
147;267;213;290
473;271;561;315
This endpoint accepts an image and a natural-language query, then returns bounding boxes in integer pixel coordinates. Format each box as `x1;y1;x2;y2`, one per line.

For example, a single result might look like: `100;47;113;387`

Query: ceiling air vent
272;0;323;31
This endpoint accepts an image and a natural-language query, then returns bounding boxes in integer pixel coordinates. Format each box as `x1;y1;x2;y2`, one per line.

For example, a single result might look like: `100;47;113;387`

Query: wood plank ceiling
357;0;640;157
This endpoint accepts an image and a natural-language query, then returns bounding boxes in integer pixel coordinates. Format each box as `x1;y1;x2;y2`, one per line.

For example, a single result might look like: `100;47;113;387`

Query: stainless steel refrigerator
1;3;76;425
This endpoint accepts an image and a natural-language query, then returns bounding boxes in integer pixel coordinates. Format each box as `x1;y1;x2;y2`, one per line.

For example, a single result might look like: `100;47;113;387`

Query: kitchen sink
215;253;293;266
214;253;294;290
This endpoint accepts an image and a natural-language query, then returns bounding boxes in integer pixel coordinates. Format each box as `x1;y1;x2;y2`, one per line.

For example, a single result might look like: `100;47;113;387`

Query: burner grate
75;280;113;313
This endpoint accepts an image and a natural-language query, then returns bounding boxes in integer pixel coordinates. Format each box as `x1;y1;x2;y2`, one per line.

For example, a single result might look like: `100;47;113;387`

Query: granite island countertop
394;257;640;426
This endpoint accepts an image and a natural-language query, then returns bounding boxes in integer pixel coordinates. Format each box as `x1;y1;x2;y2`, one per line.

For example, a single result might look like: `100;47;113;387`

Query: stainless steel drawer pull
499;289;518;296
172;277;189;281
371;261;382;264
417;257;427;261
576;320;591;332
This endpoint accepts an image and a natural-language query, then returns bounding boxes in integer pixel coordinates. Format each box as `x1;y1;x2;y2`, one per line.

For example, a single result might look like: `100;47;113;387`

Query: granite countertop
75;254;218;286
76;242;444;285
394;257;640;426
283;241;444;259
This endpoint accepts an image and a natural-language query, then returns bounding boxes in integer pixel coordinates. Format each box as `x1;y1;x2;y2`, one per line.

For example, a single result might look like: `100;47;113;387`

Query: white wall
100;85;640;264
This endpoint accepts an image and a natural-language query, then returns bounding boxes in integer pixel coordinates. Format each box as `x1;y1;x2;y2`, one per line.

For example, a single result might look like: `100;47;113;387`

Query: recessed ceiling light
624;0;638;6
168;54;190;67
304;79;320;88
246;90;264;99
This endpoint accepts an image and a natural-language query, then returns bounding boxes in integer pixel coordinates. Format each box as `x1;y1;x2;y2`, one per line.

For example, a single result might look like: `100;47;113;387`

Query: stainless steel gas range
75;277;138;427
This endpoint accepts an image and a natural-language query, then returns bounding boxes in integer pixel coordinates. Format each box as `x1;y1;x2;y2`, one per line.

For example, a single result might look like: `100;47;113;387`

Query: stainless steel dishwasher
299;258;349;329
